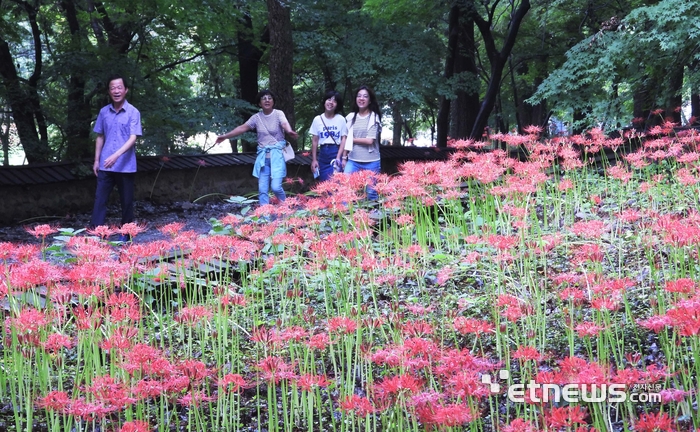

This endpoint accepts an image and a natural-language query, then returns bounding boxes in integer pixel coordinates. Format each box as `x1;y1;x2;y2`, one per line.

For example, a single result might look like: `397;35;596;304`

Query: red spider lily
178;359;212;383
119;420;151;432
637;315;671;333
219;373;247;393
415;402;474;427
279;325;308;342
295;373;330;391
327;316;358;335
25;224;58;239
401;320;434;338
664;298;700;336
106;292;141;322
219;293;247;308
606;164;633;181
132;379;165;400
546;405;588;429
575;321;606;338
339;394;375;416
100;326;138;352
65;260;132;287
67;236;113;263
87;375;136;411
374;373;423;396
487;234;519;250
175;305;212;326
256;356;296;383
41;333;73;354
635;412;676;432
558;287;587;304
617;208;642;223
178;391;216;407
73;305;103;331
512;345;542;361
119;222;146;238
664;278;696;294
122;343;172;377
250;325;281;348
9;259;64;291
446;369;491;399
570;220;607;238
453;317;494;336
659;388;688;404
87;225;117;239
613;367;643;387
7;307;48;347
501;418;538;432
306;332;330;351
675;168;699;186
158;221;185;237
36;390;71;411
573;243;604;263
436;266;454;286
642;364;670;383
163;375;190;393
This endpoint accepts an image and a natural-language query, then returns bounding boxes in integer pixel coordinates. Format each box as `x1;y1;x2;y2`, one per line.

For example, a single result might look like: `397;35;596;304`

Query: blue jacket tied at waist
253;141;287;179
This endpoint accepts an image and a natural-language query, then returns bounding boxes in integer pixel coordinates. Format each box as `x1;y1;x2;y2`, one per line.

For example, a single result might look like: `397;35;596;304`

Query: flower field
2;125;700;431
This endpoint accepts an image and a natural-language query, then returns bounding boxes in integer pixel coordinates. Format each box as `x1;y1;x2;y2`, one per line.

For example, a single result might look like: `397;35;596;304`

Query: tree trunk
1;112;10;166
450;1;479;140
392;104;402;146
62;0;93;161
237;14;265;153
436;4;460;148
266;0;296;147
0;2;50;164
664;64;683;125
469;0;531;140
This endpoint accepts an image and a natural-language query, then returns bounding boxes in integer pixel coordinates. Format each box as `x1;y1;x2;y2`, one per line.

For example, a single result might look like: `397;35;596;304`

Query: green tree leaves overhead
1;0;697;164
530;0;700;130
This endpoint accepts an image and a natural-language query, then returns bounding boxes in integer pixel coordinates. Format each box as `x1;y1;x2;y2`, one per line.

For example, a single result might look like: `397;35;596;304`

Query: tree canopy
0;0;697;165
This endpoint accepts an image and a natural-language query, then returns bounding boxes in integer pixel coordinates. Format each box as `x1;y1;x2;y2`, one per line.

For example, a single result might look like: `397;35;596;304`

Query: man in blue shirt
89;74;142;237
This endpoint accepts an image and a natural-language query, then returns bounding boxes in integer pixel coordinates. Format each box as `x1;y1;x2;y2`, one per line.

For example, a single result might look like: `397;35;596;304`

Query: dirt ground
0;200;243;245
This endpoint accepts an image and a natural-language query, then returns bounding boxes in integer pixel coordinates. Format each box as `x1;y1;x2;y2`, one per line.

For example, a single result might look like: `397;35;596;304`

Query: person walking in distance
215;90;298;205
309;90;347;182
340;85;382;200
90;74;142;241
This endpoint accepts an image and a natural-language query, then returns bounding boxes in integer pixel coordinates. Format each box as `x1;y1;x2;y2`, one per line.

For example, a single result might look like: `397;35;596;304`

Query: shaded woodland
0;0;698;165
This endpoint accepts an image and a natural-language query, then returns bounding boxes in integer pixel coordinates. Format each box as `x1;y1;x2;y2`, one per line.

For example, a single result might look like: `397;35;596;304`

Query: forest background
0;0;698;166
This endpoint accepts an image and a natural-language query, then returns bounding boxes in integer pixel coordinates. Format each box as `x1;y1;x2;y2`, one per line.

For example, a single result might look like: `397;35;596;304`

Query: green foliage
530;0;700;130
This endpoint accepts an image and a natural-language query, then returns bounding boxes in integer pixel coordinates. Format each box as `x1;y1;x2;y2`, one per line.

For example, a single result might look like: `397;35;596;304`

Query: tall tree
531;0;700;131
0;0;49;163
266;0;295;145
468;0;531;139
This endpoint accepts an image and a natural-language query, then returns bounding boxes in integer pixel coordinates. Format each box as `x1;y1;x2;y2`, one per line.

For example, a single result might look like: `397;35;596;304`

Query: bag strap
319;116;339;146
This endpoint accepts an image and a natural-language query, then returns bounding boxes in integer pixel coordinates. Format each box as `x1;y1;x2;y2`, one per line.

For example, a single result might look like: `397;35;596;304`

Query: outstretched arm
215;124;252;143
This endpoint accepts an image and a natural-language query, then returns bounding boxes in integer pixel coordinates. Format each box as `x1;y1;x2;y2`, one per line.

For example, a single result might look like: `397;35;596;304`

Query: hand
215;135;226;144
287;130;299;140
311;160;319;173
341;158;347;170
103;154;118;169
93;160;100;176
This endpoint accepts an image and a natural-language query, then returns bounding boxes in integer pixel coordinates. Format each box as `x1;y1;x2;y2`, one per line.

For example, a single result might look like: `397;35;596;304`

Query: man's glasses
261;96;274;101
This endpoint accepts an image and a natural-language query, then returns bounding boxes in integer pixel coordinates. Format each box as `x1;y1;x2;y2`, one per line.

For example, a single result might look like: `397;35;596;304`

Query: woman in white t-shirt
309;90;348;182
215;90;298;205
340;85;382;200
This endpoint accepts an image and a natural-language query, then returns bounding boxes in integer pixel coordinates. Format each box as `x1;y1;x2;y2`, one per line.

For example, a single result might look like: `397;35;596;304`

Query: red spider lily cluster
4;124;700;431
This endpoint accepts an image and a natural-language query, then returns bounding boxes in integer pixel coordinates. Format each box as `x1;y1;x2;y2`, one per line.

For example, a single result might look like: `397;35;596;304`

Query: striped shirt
245;109;289;147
